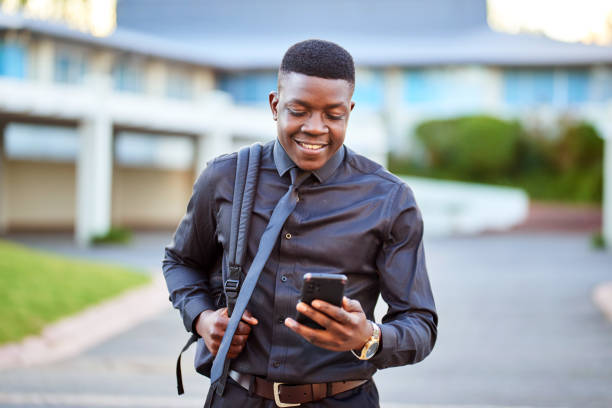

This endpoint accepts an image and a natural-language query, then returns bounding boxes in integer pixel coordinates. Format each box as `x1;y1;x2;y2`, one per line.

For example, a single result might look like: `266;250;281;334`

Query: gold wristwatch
351;321;380;360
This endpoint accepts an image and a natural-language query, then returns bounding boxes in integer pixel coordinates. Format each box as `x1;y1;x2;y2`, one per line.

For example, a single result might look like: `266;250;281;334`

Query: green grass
0;240;151;344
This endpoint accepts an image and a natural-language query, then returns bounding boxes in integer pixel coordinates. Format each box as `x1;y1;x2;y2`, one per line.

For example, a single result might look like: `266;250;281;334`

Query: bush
91;227;132;245
392;115;604;203
554;120;603;171
591;232;607;250
415;116;523;182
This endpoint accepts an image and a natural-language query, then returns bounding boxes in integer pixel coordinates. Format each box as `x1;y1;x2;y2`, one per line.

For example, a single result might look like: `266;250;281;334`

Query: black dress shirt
163;140;437;384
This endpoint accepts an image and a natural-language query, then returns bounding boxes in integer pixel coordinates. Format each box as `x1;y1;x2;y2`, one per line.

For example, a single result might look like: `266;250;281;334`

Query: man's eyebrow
287;99;347;109
324;102;347;110
286;99;310;107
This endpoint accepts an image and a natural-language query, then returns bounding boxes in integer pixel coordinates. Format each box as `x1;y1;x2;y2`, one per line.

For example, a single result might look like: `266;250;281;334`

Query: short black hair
279;39;355;86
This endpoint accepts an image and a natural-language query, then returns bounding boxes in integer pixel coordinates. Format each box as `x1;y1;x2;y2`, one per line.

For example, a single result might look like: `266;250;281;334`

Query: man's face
269;72;355;171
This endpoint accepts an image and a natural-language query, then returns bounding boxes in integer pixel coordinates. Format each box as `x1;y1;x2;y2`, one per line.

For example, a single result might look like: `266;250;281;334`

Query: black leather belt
228;369;368;407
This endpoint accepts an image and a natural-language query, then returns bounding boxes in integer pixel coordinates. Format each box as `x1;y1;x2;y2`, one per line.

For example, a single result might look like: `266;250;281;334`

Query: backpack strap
176;333;197;395
176;143;262;395
226;143;262;316
217;143;262;395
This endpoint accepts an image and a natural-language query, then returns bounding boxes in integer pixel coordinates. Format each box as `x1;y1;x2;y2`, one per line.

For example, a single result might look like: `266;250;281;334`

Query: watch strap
351;321;380;360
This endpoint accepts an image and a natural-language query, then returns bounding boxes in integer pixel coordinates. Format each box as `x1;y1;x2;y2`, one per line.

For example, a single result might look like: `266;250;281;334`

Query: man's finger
284;317;330;347
231;334;248;347
227;344;246;358
296;302;335;329
342;296;364;313
242;309;259;325
235;321;253;335
311;299;352;324
210;317;230;337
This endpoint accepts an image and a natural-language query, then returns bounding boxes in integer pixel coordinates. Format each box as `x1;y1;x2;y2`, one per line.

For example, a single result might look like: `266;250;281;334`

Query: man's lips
295;140;328;151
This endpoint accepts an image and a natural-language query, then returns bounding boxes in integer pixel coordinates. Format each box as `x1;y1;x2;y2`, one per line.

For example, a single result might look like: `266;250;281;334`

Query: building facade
2;1;612;244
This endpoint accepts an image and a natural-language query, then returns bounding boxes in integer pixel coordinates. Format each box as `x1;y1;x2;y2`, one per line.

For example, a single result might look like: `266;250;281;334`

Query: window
115;132;194;170
504;68;595;106
503;69;555;106
567;69;590;104
403;68;484;108
353;70;384;109
0;41;26;78
595;76;612;102
4;123;78;162
591;70;612;103
404;69;436;103
166;68;194;100
54;47;87;84
217;71;278;105
113;58;144;93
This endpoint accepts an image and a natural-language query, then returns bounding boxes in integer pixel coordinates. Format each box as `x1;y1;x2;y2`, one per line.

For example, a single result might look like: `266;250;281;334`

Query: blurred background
0;1;611;407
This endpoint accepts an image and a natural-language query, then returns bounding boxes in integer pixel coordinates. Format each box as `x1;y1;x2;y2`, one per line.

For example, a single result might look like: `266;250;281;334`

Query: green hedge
415;115;523;181
390;115;604;203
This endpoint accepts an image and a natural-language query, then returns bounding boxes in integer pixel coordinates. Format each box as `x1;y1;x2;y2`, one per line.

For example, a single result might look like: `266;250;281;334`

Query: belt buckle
273;382;300;407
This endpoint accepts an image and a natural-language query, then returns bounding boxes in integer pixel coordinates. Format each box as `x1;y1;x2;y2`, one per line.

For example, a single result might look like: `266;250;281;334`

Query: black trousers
205;377;380;408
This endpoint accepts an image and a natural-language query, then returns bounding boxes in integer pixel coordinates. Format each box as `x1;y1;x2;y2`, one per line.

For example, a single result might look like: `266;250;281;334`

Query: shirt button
280;275;287;282
285;233;292;240
278;317;285;324
273;362;280;368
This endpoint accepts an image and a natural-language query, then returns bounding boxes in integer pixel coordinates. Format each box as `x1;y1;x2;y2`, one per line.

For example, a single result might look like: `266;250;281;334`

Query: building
116;0;612;243
0;12;387;245
1;0;612;244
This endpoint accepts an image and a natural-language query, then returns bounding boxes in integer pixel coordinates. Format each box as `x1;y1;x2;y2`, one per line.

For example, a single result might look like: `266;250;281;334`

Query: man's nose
301;113;327;135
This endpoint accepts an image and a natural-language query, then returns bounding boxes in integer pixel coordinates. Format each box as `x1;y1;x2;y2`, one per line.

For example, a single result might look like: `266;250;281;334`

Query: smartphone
296;273;347;330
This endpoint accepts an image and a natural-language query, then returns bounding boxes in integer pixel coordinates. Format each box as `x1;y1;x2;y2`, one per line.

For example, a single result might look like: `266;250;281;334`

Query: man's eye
327;113;344;120
288;109;306;116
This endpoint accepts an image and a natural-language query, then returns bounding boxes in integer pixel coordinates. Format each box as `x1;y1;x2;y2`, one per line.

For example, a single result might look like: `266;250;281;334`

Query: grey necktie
209;167;310;392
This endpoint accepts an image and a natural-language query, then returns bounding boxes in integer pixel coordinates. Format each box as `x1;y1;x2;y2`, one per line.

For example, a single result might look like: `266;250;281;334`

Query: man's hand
195;308;258;358
284;297;373;352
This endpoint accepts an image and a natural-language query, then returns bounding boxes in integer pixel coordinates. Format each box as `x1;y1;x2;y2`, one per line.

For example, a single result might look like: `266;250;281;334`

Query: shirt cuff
183;297;215;334
368;322;397;367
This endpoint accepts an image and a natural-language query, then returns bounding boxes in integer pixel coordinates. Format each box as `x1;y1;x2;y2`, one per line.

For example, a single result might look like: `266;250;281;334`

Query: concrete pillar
89;50;114;82
31;38;54;83
196;130;233;177
382;67;405;154
587;107;612;250
146;59;167;97
604;136;612;249
193;69;216;98
76;115;113;246
75;70;114;246
0;122;8;233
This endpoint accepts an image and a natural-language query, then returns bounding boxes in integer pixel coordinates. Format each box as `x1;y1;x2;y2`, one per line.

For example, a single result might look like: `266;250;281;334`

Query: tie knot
289;167;311;188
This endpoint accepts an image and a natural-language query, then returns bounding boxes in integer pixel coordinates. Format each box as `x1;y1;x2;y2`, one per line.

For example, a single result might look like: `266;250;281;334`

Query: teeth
299;142;324;150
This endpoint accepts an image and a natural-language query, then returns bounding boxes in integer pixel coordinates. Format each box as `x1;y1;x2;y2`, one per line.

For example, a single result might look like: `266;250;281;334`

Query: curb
0;274;170;370
593;281;612;322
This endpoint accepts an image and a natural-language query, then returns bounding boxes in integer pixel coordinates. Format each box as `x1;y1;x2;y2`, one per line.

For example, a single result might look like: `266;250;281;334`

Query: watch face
365;342;379;359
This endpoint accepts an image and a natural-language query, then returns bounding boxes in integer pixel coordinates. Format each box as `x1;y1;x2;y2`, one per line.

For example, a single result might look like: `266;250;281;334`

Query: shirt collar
273;139;345;184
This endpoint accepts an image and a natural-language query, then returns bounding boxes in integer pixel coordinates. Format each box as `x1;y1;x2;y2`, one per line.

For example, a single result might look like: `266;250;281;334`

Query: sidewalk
1;231;611;407
0;275;169;370
512;201;602;232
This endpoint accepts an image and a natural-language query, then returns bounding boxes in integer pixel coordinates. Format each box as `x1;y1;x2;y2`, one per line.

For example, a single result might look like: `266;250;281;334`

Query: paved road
1;232;611;407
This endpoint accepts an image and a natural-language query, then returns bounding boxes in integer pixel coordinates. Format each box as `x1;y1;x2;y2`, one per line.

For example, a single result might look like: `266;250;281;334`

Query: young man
163;39;437;407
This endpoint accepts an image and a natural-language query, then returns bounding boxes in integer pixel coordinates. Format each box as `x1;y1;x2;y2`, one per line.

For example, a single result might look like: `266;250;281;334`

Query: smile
297;141;327;151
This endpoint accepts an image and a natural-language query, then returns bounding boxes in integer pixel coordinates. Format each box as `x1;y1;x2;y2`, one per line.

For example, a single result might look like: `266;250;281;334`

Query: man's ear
269;91;279;120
